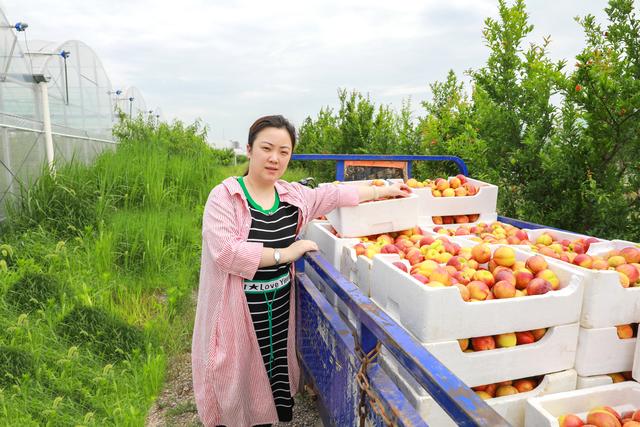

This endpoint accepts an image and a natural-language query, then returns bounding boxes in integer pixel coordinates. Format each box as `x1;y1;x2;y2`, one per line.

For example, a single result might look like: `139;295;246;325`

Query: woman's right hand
284;239;319;263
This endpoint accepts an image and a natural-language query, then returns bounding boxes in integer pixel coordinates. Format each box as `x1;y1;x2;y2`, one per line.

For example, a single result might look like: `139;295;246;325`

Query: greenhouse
0;6;147;220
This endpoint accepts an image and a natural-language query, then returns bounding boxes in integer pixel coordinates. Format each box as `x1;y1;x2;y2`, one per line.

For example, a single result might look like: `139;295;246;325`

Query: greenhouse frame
0;6;149;221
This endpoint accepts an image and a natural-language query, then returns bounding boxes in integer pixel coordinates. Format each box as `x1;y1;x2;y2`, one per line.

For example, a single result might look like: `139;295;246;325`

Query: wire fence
0;112;116;221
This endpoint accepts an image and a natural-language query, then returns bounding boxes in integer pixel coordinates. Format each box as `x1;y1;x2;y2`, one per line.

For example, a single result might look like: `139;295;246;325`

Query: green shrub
0;346;35;386
56;306;145;362
5;272;64;313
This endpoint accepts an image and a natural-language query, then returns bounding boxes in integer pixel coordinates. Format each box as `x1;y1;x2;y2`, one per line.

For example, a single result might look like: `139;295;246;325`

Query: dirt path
145;330;322;426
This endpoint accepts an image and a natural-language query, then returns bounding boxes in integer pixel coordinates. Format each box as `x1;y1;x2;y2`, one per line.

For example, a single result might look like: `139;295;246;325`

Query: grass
0;117;311;425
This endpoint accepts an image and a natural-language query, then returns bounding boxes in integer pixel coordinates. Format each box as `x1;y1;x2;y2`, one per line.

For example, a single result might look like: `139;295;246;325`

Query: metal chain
354;341;400;427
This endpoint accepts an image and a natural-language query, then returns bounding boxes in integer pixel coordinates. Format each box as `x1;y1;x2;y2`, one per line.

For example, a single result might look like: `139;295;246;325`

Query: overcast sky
0;0;629;147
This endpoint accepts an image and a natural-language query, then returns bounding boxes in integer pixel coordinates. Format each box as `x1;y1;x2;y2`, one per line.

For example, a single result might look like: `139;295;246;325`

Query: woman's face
247;127;293;184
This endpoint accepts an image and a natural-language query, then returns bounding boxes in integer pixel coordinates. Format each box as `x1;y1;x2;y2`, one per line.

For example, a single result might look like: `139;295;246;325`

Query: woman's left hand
382;182;412;198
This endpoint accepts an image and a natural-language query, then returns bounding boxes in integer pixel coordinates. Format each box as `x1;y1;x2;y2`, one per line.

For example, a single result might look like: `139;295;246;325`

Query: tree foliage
297;0;640;241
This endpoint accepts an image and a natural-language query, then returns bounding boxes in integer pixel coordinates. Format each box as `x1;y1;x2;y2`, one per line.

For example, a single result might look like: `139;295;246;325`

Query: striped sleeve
290;182;360;220
203;185;263;280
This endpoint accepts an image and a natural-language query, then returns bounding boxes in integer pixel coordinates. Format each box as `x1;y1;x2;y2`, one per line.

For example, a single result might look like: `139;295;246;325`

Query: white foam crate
525;381;640;426
524;228;611;253
412;177;498;217
339;229;467;297
381;353;577;427
575;326;637;376
302;220;360;270
339;246;379;297
577;374;616;389
325;192;419;238
536;240;640;329
419;211;498;227
370;246;586;342
382;324;578;387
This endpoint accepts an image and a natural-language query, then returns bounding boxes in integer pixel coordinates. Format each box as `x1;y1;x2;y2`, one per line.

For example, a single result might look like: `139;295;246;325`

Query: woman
192;115;410;426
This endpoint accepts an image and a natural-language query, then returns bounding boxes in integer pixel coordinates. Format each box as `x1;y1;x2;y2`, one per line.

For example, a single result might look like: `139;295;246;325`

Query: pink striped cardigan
192;177;359;426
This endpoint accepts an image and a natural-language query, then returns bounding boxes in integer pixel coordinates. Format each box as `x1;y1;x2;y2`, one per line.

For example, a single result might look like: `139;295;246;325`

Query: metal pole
0;37;17;82
63;56;69;106
39;82;55;174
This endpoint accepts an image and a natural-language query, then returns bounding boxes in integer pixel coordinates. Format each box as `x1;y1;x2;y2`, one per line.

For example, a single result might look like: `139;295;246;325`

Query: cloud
1;0;619;145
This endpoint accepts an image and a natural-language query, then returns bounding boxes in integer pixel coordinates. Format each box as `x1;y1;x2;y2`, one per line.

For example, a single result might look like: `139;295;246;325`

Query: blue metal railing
291;154;469;180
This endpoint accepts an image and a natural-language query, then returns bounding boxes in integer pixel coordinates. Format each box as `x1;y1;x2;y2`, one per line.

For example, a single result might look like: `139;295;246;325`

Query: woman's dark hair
244;115;296;176
248;115;296;150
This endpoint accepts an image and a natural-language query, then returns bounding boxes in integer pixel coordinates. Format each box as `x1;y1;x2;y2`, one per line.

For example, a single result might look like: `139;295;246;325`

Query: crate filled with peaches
404;175;498;225
322;178;419;237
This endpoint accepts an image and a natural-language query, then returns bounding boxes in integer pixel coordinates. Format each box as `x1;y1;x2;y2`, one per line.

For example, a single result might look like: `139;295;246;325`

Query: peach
494;270;516;286
496;332;517;348
536;269;560;290
586;409;621;427
471;244;492;264
536;233;554;246
573;254;593;269
597;406;622;421
618;272;631;288
455;283;470;301
354;243;367;256
493;246;516;267
377;234;394;245
622;421;640;427
365;246;380;259
458;338;469;351
454;214;470;223
418;236;435;247
570;241;585;254
409;234;425;244
429;267;451;285
526;255;548;274
513;378;537;393
463;182;477;196
621;247;640;264
381;244;400;254
592;259;610;270
493;280;516;299
392;261;408;273
531;328;547;341
435;178;449;191
447;256;467;271
471;336;496;351
558;414;585;427
616;324;634;339
411;273;429;284
495;385;518;397
527;278;552;295
514;269;534;290
516;331;535;345
455;174;467;184
449;177;462;189
608;373;626;383
473;270;495;288
475;391;492;400
617;264;640;284
454;187;467;197
442;188;456;197
467;281;490;300
609;255;627;268
539;246;560;258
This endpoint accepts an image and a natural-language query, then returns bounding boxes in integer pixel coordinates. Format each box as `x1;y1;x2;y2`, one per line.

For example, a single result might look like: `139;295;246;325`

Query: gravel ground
145;352;323;427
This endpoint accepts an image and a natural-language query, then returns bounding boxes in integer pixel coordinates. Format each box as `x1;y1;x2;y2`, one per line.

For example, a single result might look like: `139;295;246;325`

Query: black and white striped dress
238;177;299;422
